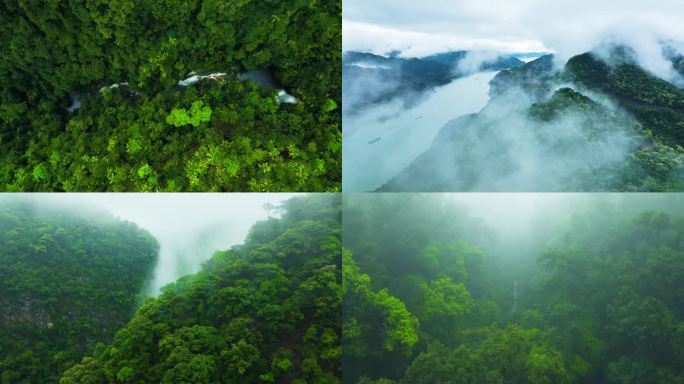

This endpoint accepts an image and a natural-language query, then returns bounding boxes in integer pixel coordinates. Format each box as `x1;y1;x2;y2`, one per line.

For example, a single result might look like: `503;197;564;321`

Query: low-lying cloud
455;51;509;75
382;84;654;191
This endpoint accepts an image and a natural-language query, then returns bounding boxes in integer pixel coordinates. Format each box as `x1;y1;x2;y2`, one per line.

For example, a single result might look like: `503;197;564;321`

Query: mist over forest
2;193;295;295
343;193;684;383
377;47;684;192
0;194;341;383
0;197;158;383
343;0;684;192
72;193;296;295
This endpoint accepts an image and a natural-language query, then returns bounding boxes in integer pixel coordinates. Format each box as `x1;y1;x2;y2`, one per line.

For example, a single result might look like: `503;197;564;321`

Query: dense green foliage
0;0;341;191
2;77;339;191
565;52;684;148
0;201;158;383
342;194;684;384
61;194;341;383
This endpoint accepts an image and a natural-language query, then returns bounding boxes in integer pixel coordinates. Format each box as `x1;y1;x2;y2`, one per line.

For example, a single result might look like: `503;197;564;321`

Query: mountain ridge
379;50;684;192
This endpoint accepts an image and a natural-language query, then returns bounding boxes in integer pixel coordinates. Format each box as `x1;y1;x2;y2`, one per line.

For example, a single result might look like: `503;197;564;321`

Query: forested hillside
382;48;684;192
61;194;342;384
343;194;684;384
0;0;341;191
0;201;158;383
564;52;684;148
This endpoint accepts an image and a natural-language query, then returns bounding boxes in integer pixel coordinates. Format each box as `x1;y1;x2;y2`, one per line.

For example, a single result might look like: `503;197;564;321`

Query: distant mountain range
379;46;684;192
343;50;525;112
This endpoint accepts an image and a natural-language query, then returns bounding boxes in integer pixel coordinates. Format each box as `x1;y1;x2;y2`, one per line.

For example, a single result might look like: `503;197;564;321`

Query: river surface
343;71;499;191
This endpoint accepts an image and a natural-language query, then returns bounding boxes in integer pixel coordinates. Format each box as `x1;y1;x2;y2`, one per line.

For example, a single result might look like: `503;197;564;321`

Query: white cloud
344;0;684;63
343;21;547;57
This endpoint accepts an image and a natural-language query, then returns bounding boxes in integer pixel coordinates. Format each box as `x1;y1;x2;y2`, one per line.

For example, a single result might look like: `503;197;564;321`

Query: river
342;71;499;191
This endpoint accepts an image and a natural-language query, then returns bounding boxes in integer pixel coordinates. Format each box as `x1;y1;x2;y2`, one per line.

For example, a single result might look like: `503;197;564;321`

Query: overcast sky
8;193;298;295
343;0;684;58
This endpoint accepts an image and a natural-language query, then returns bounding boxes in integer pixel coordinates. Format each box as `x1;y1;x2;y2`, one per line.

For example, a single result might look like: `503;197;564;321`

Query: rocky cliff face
2;298;52;328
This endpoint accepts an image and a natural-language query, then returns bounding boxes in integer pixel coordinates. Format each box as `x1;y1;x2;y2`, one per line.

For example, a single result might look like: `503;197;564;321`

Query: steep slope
381;53;684;192
60;194;342;384
0;201;158;383
565;52;684;147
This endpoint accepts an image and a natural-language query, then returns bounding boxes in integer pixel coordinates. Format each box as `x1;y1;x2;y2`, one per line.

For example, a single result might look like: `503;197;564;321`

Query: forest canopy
0;0;341;191
342;194;684;384
0;199;159;383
